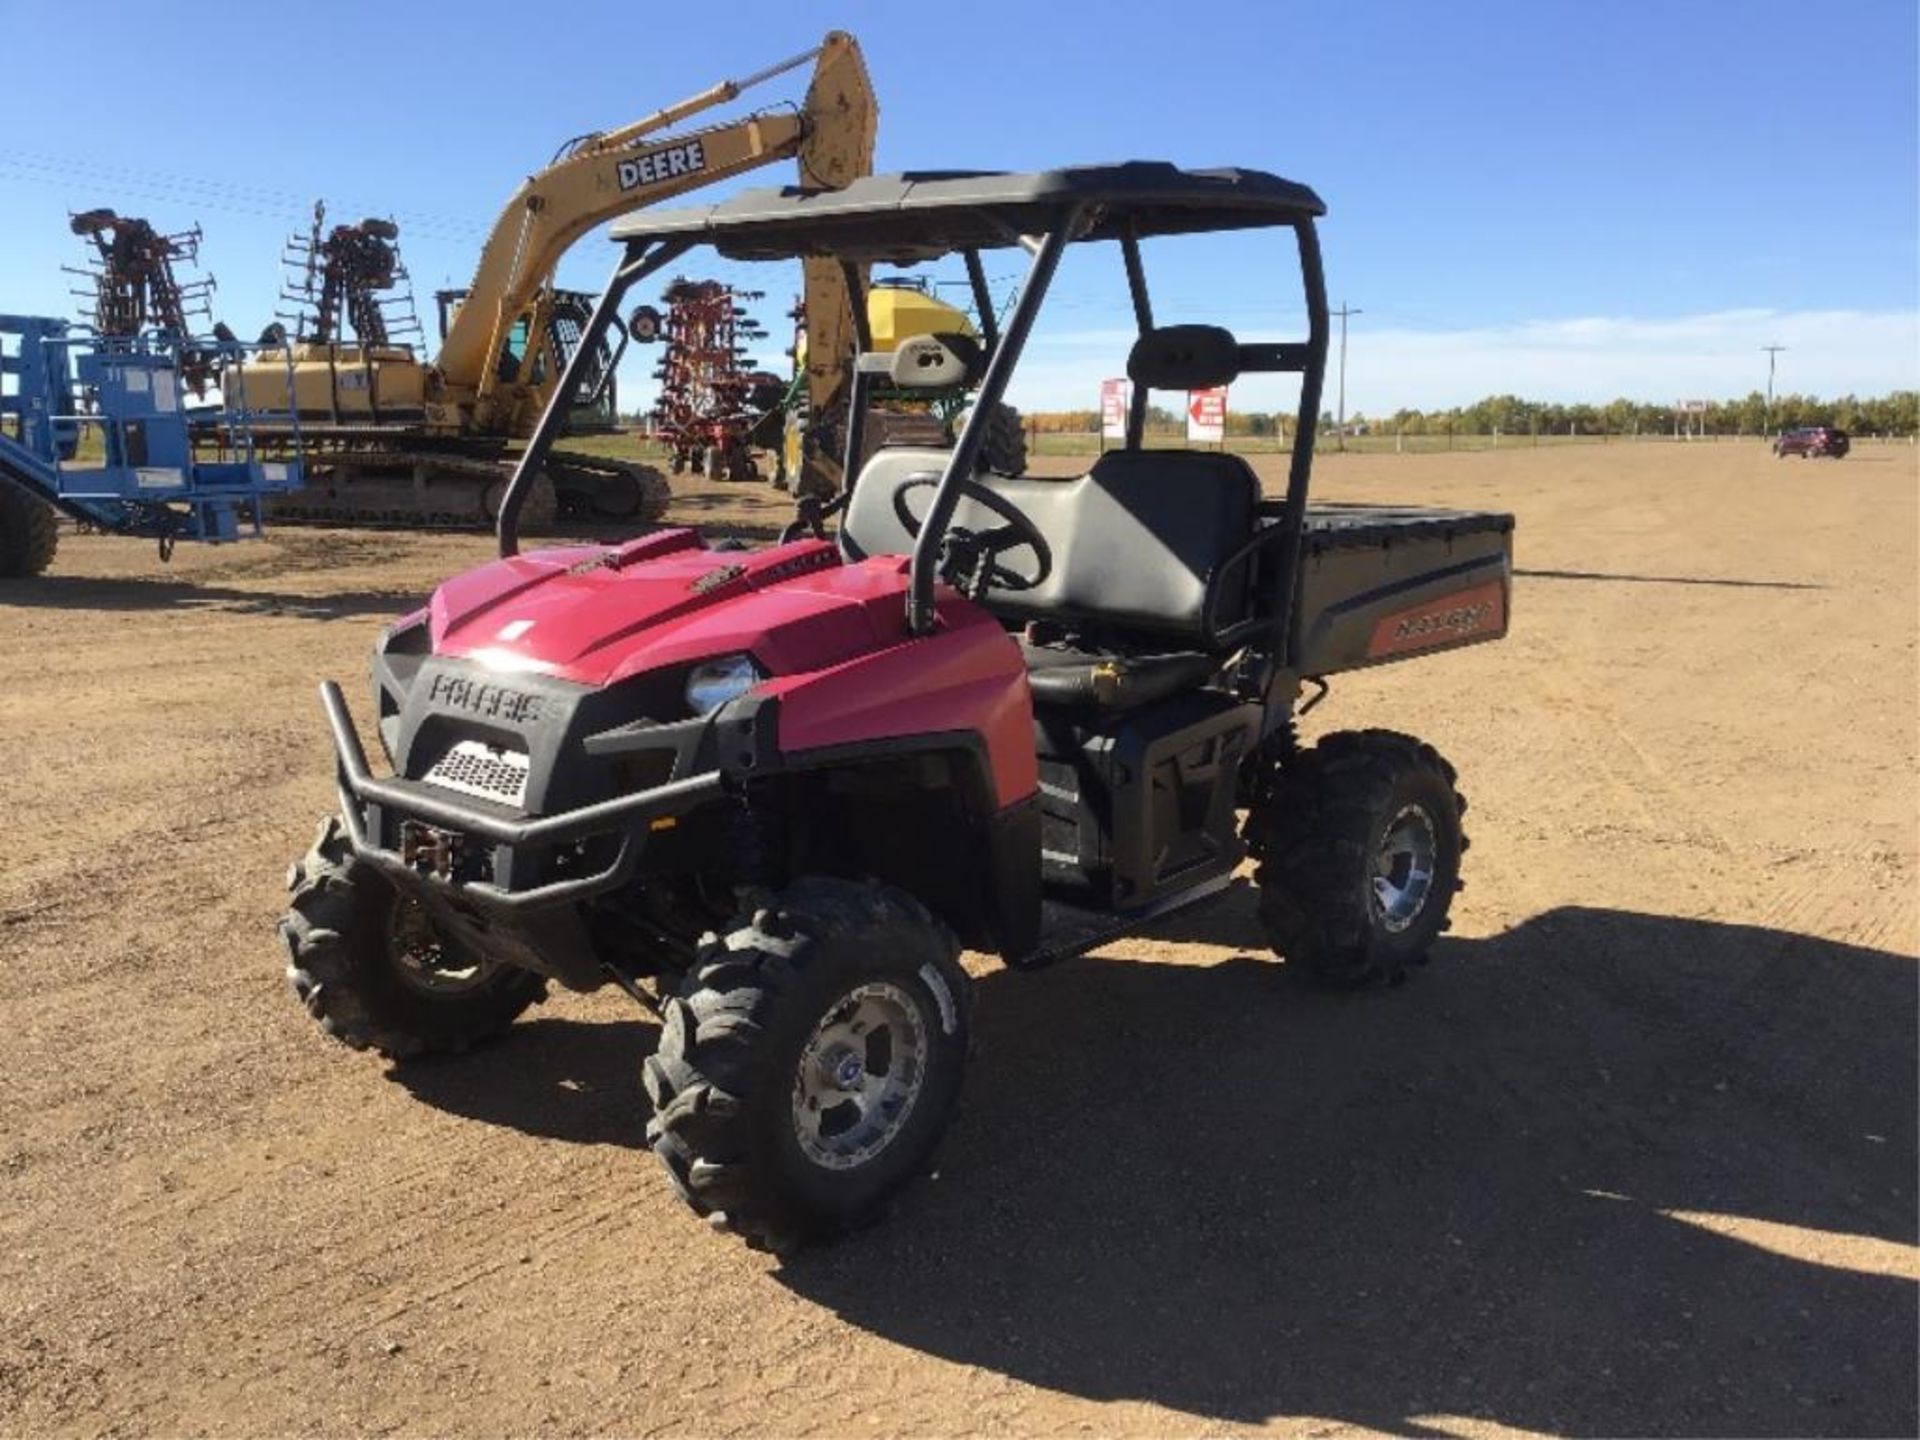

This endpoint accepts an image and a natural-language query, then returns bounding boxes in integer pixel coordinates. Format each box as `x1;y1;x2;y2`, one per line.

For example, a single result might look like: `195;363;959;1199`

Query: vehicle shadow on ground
0;575;424;619
662;491;792;543
392;1014;656;1149
778;897;1918;1436
1516;567;1826;591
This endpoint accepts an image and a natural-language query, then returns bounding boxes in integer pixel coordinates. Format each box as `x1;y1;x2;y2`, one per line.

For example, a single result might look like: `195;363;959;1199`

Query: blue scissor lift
0;315;306;573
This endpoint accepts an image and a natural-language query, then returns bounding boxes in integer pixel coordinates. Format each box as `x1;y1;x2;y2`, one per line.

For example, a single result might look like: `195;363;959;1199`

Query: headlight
685;654;762;716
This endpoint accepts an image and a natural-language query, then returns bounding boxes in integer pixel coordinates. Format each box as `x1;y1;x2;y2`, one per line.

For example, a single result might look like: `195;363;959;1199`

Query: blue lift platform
0;316;306;575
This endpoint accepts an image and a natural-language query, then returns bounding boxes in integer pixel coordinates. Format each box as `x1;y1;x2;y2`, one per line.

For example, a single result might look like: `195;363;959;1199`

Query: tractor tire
1245;729;1466;988
643;877;972;1253
0;477;58;578
279;817;547;1060
955;402;1029;475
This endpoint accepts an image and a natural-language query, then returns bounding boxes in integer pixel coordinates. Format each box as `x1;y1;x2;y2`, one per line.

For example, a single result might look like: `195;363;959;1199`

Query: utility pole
1762;344;1786;437
1333;302;1362;452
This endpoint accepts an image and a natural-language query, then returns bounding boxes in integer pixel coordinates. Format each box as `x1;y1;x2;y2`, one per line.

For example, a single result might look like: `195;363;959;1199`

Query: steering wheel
891;475;1053;595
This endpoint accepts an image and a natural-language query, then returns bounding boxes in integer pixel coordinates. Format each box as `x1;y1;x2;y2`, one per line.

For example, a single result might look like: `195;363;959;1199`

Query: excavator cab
549;291;624;433
435;287;626;434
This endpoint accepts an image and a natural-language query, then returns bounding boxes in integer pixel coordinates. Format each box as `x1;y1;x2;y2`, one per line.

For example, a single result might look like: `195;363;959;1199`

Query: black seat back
840;446;1259;645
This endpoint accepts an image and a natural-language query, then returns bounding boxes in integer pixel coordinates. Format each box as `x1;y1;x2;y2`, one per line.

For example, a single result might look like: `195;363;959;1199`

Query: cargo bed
1281;501;1515;675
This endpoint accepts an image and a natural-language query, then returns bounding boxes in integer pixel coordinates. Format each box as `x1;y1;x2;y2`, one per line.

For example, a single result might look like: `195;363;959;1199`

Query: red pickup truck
1774;426;1851;459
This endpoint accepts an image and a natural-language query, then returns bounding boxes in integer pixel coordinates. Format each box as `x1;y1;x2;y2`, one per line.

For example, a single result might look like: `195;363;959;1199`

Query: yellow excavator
228;33;876;527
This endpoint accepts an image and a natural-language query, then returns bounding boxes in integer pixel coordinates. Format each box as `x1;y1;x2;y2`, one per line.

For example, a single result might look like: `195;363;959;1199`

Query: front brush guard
320;680;725;914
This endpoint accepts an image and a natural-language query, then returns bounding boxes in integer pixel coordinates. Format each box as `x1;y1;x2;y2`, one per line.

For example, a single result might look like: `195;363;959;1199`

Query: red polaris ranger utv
282;166;1515;1251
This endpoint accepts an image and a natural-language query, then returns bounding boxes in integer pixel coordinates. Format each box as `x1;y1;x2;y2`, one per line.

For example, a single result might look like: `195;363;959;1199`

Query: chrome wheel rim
1372;803;1438;934
791;981;929;1171
387;895;497;996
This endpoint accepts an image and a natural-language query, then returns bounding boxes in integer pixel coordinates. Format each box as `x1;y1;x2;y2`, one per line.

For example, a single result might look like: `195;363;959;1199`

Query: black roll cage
496;192;1329;667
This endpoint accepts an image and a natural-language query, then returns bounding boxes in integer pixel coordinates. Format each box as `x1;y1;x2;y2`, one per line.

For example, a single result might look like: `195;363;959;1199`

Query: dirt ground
2;441;1915;1438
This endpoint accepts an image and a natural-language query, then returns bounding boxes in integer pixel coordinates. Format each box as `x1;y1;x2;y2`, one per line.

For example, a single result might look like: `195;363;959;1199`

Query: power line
1762;343;1786;435
0;153;488;243
1333;301;1362;452
0;147;488;235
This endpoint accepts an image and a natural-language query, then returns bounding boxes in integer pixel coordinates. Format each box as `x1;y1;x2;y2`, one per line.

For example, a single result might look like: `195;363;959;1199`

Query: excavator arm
433;30;876;475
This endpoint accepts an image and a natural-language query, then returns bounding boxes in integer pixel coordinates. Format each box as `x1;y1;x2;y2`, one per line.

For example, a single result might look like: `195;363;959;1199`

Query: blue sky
1;0;1913;415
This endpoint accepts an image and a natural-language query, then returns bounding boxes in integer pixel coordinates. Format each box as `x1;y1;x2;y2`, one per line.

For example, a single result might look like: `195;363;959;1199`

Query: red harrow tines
275;202;425;352
65;209;221;394
649;277;781;482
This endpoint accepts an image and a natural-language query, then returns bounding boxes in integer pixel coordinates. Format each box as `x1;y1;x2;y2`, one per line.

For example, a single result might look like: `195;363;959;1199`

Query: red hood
429;530;920;686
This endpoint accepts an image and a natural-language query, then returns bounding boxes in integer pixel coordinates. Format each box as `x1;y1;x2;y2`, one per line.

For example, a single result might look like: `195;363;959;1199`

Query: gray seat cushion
839;447;1259;644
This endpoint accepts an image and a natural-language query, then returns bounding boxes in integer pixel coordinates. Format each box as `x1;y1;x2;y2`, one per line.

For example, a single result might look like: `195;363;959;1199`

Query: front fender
759;602;1036;809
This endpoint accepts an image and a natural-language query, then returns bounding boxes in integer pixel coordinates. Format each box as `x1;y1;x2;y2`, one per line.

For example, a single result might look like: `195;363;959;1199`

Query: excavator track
543;449;673;524
237;426;669;532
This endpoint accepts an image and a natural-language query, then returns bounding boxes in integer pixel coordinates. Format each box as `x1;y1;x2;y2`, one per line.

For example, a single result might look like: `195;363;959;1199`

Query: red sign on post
1099;378;1129;443
1188;386;1228;444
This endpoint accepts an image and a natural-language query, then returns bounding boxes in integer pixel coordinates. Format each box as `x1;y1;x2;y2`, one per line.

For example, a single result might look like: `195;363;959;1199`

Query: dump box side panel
1289;506;1514;675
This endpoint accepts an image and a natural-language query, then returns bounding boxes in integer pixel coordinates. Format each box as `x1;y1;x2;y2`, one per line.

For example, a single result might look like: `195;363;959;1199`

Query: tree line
1026;390;1919;438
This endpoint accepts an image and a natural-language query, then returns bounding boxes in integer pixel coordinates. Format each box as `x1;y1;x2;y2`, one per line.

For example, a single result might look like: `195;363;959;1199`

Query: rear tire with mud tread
279;817;547;1060
0;477;58;578
1245;729;1466;988
643;877;972;1253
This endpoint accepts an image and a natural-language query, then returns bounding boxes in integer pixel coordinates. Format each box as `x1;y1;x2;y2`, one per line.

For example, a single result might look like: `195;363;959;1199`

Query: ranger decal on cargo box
1366;580;1507;659
617;140;708;191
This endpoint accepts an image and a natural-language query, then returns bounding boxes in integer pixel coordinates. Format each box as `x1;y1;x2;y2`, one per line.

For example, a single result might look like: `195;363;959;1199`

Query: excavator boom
438;32;876;443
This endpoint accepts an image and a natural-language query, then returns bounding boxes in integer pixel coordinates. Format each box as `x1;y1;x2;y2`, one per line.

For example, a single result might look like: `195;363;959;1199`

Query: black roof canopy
608;163;1326;263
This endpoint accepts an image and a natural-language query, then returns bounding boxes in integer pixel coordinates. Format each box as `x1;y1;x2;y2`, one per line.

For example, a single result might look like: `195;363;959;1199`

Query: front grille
422;739;531;808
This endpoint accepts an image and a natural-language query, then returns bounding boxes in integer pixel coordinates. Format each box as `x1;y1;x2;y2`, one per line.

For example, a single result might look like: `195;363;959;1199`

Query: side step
1012;867;1239;970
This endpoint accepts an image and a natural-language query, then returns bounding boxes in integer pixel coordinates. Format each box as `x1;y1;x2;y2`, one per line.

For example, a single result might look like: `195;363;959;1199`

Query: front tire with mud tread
643;877;972;1253
1246;729;1466;988
0;477;58;578
279;817;546;1060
